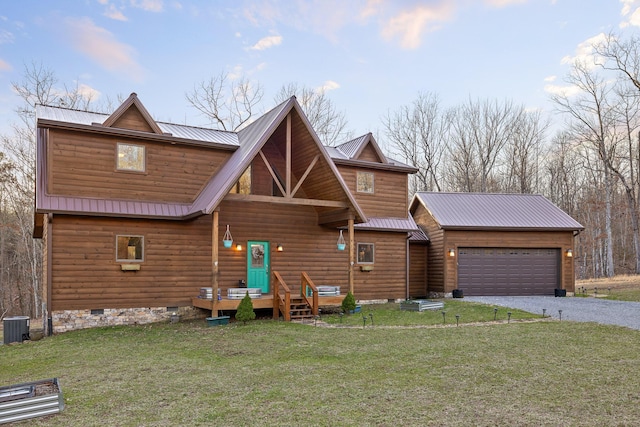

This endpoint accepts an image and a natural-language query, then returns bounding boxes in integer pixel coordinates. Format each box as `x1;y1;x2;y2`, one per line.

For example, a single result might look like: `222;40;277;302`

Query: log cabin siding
216;200;408;301
50;215;212;310
352;231;408;300
412;204;445;293
111;107;155;133
48;129;232;203
409;243;427;298
444;229;576;293
357;144;382;163
337;166;408;217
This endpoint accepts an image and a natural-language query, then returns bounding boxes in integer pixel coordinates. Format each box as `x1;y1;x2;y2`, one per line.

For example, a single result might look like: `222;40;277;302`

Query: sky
1;0;639;146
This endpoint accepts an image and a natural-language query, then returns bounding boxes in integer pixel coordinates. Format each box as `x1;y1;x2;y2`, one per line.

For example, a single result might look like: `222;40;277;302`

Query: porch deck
192;294;345;312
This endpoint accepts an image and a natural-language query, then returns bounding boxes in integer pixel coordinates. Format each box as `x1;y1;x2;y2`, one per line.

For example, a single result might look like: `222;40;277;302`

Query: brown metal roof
36;105;239;146
36;97;367;223
350;216;419;232
412;192;584;231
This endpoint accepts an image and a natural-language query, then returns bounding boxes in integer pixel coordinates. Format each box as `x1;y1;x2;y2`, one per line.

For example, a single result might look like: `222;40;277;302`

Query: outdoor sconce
566;249;573;258
448;248;455;257
276;243;284;252
235;243;242;251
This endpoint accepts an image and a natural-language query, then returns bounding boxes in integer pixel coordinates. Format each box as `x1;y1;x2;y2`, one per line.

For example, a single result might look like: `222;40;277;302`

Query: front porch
192;271;345;321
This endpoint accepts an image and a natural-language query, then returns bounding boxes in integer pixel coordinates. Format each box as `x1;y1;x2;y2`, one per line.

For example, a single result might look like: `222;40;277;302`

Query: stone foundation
51;306;206;333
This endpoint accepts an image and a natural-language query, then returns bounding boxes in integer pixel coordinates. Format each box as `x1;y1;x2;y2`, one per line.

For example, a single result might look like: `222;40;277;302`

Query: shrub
341;291;356;314
235;292;256;324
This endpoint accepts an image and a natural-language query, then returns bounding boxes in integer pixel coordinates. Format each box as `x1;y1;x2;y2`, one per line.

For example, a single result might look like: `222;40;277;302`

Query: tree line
1;32;639;318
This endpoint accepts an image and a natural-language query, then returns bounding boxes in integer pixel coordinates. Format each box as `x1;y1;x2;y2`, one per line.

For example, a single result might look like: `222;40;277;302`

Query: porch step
289;298;314;320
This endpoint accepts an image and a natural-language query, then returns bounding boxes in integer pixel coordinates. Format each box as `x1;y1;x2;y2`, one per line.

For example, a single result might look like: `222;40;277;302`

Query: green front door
247;241;270;293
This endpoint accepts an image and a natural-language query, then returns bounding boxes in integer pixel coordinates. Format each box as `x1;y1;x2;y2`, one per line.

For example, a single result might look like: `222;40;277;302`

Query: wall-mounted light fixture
566;249;573;258
236;243;243;251
276;243;284;252
448;248;455;257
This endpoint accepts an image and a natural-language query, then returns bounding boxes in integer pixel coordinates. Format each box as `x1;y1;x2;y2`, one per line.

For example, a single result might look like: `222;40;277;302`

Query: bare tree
551;60;620;277
185;71;264;131
502;110;548;194
274;83;350;146
448;98;523;192
594;32;640;92
0;62;97;318
382;92;449;194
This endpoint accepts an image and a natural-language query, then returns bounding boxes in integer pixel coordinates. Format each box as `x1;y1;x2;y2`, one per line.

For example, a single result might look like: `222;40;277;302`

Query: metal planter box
0;378;64;424
400;300;445;312
227;288;262;300
206;316;230;326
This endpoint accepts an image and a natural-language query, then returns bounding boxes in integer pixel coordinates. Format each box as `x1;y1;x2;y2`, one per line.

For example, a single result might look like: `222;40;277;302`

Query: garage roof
411;192;584;231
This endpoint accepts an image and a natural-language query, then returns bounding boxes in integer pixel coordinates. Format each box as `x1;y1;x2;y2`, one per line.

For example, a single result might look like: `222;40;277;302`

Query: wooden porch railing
300;272;319;316
273;271;291;321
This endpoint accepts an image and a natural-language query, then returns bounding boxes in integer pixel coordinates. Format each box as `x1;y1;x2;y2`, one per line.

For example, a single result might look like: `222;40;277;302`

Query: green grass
323;301;536;326
2;304;639;426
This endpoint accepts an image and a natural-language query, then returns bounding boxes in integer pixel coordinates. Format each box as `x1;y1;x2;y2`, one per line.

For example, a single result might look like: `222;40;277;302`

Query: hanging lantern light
337;230;346;251
223;225;233;248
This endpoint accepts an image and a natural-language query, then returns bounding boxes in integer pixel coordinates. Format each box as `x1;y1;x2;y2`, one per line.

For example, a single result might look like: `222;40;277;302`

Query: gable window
117;143;145;172
116;235;144;262
357;243;375;264
230;166;252;194
356;171;374;193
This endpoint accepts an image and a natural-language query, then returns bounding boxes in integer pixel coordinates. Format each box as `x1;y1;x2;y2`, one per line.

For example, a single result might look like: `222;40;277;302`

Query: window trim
356;171;375;194
116;143;146;172
356;242;375;264
116;235;144;262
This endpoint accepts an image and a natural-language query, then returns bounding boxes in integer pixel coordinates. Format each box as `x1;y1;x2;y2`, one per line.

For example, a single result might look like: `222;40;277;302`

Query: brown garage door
457;248;559;296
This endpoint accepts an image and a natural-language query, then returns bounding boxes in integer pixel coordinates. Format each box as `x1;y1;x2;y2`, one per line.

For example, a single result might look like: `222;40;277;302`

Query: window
116;235;144;262
117;143;145;172
356;171;374;193
229;166;252;194
357;243;375;264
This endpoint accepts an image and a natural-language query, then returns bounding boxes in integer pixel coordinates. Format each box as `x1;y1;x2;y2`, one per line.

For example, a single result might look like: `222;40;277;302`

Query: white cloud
0;29;14;44
317;80;340;93
483;0;528;7
77;83;102;102
249;35;282;51
104;4;128;21
63;17;145;81
544;75;557;83
620;0;640;27
544;83;582;98
381;3;456;50
560;33;607;69
0;58;11;71
130;0;164;12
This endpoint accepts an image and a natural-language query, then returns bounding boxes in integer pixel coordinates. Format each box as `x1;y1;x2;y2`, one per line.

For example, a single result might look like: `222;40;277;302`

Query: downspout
46;213;53;336
405;235;410;300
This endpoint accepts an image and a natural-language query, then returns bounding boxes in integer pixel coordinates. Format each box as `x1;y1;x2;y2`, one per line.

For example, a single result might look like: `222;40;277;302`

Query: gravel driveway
463;296;640;330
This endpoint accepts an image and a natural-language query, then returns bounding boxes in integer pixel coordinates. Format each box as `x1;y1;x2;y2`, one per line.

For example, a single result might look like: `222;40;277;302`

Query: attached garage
409;192;584;297
457;247;559;296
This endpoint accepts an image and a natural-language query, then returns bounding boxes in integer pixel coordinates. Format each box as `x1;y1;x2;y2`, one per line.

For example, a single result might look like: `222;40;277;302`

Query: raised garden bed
400;300;445;312
206;316;230;326
0;378;64;424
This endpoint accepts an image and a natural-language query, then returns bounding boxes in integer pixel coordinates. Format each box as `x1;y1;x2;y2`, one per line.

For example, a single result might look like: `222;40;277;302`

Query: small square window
117;143;145;172
356;171;374;193
357;243;374;264
116;235;144;262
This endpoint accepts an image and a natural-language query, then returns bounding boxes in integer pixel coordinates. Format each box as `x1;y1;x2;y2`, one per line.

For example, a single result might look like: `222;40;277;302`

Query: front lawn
1;304;639;426
322;300;536;327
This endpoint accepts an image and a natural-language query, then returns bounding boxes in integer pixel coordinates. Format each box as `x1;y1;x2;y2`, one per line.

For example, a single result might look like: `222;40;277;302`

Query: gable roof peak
102;92;165;135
